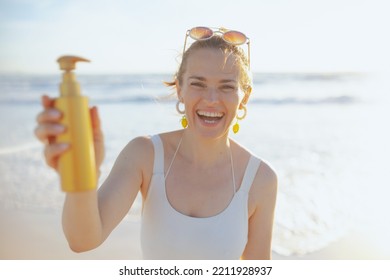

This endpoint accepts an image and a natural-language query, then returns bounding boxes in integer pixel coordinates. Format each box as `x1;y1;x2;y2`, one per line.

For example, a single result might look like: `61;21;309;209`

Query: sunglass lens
189;27;213;40
223;31;247;45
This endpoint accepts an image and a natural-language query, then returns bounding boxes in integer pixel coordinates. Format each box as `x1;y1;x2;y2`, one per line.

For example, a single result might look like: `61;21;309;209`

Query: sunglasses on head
183;26;250;68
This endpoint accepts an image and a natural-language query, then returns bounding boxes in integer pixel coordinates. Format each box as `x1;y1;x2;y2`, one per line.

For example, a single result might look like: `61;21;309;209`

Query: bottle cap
57;56;90;71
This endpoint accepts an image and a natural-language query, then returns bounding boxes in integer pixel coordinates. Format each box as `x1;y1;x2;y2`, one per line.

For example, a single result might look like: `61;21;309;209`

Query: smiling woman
33;26;277;260
140;33;277;259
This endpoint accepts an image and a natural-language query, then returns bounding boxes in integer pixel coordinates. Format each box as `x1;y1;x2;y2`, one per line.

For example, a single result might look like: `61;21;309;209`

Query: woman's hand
34;95;105;172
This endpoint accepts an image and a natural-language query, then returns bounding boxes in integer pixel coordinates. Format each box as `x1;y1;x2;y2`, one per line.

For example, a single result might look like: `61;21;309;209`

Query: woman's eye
191;82;206;88
221;85;236;91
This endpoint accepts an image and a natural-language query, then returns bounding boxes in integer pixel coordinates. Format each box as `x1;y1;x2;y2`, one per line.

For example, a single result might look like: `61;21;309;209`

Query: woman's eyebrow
188;76;206;81
188;76;237;84
220;79;237;83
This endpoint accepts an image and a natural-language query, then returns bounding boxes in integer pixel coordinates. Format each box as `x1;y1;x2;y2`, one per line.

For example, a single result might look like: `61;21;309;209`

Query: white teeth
197;111;224;118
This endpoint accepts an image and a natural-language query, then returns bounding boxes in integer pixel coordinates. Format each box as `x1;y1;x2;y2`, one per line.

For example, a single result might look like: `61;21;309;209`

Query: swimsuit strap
165;136;183;180
229;141;237;193
239;156;261;194
151;135;164;174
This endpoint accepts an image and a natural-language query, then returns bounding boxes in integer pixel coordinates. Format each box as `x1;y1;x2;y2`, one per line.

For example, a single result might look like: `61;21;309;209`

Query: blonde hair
165;35;252;104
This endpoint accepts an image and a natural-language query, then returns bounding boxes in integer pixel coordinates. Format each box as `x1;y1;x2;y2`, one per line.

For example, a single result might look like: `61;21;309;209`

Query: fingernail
59;143;70;150
53;125;65;133
48;110;61;118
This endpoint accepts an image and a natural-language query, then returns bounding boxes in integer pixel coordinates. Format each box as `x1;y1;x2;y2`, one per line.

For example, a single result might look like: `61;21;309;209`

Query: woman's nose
204;87;219;103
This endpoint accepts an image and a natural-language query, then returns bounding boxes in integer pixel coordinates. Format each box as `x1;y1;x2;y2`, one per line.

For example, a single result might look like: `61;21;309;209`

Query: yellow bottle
55;55;96;192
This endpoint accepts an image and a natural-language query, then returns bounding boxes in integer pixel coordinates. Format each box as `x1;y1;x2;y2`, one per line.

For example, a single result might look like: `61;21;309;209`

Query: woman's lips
196;110;224;124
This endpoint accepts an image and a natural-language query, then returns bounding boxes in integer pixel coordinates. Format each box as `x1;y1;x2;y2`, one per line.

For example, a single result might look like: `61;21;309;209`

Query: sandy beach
0;208;142;260
2;207;389;260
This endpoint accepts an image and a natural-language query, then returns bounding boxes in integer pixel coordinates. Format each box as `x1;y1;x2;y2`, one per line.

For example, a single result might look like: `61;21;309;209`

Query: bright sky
0;0;389;74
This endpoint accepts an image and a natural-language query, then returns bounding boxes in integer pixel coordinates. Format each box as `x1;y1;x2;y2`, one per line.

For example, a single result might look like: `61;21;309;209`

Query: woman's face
177;48;244;138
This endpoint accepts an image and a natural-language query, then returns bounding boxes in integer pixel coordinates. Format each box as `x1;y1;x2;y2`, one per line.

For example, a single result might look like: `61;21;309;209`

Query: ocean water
1;72;389;256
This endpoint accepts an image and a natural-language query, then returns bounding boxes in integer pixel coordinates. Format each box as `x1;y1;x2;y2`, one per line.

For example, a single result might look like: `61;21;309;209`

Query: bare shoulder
252;159;278;208
257;159;278;191
119;135;154;166
114;136;156;197
121;131;182;166
112;136;155;185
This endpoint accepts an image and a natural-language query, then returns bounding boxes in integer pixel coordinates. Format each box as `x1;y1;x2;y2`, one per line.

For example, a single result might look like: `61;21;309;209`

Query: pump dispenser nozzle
57;56;90;97
57;56;90;71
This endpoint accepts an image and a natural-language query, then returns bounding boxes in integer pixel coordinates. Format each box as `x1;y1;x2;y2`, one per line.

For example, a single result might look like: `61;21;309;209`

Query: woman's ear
240;85;252;107
175;79;182;100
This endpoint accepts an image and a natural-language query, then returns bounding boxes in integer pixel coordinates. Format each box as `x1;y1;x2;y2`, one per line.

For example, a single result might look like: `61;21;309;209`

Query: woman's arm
62;137;152;252
241;163;278;260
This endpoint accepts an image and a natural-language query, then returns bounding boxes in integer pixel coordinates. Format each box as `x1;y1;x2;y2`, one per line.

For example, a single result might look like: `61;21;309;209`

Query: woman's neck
180;129;232;169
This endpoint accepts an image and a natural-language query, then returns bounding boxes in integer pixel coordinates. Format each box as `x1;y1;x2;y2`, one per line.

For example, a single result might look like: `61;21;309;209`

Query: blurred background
1;0;389;74
1;0;389;259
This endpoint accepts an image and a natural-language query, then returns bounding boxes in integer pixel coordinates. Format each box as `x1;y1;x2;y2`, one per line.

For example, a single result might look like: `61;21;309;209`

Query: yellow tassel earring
181;115;188;128
233;120;240;134
232;105;247;134
176;99;188;128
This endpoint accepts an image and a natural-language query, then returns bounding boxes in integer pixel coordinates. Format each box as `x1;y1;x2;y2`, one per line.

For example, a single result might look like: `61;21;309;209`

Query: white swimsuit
140;135;261;259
